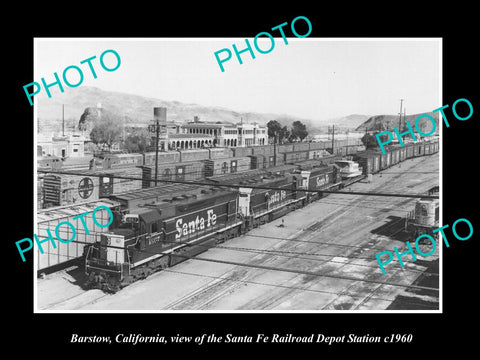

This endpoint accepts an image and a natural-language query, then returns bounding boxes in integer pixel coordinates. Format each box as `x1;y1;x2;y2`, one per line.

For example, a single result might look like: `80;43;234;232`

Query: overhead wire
76;238;439;292
161;268;402;307
38;168;439;199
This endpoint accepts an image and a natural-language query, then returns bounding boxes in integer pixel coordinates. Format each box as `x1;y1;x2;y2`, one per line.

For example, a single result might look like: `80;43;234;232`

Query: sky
35;38;441;122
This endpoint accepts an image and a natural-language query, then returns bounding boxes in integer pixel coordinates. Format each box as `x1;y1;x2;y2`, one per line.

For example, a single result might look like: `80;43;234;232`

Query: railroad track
159;155;439;310
39;154;439;311
42;289;110;310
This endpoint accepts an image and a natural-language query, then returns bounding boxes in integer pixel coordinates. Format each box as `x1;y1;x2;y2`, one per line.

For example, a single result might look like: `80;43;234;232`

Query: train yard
37;151;440;311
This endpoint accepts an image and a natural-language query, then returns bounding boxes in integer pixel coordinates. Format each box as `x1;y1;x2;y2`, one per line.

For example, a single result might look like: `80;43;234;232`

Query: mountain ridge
37;86;317;133
356;112;440;133
36;86;417;136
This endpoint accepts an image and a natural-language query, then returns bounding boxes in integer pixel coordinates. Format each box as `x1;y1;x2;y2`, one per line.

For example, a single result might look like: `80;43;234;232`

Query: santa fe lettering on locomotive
176;209;217;239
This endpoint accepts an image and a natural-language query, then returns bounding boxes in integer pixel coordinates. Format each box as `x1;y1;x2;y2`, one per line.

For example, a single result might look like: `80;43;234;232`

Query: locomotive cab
84;211;155;291
85;229;130;291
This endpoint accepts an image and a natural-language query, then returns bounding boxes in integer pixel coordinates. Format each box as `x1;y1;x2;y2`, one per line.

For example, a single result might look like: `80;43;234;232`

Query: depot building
160;117;268;150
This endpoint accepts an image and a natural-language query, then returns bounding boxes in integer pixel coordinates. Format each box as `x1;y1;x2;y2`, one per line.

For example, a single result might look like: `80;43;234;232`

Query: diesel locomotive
84;163;343;291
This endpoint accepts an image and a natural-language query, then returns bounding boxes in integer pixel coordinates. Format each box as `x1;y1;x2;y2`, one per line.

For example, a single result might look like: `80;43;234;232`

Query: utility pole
328;125;336;155
148;107;167;187
123;113;126;144
62;104;65;136
273;131;277;166
346;128;349;153
154;117;160;186
398;99;404;131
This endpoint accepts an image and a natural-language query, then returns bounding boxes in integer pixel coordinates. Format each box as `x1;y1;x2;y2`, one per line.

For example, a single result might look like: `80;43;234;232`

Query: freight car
92;141;366;171
81;139;438;291
37;199;121;272
140;160;205;187
41;167;143;208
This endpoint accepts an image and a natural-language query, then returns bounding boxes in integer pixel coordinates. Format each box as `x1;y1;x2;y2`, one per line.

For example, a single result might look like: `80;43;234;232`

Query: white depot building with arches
163;117;268;150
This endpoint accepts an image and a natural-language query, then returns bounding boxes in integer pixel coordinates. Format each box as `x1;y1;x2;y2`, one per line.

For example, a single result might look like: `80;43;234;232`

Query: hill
36;86;316;135
355;112;440;134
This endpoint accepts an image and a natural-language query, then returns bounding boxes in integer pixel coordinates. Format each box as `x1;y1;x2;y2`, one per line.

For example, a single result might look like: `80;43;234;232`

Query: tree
290;121;308;141
281;126;290;143
267;120;282;139
90;117;122;151
124;128;150;153
361;132;390;150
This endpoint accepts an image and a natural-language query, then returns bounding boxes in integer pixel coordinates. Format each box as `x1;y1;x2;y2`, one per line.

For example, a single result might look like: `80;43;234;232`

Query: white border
33;37;442;314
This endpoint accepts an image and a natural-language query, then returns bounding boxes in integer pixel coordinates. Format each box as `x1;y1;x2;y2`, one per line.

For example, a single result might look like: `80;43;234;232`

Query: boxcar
354;151;381;175
424;143;431;155
178;149;210;162
143;151;181;166
293;142;310;152
249;154;267;169
405;143;414;159
37;199;121;273
277;143;294;153
251;145;274;157
141;161;205;187
41;167;143;208
232;146;253;157
391;147;400;165
203;156;251;177
208;147;233;159
283;150;309;164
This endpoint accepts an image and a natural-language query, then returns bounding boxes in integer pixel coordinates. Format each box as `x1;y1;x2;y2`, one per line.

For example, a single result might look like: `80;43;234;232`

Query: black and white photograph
32;38;442;312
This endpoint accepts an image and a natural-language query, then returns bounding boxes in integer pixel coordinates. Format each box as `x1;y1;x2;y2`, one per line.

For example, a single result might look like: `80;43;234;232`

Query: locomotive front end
84;230;128;292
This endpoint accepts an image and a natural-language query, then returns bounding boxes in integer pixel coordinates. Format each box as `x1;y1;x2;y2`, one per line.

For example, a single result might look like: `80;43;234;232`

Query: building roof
168;133;214;139
182;123;230;128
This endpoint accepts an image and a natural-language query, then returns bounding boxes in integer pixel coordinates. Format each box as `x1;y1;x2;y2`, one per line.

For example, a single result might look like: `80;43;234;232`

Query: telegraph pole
62;104;65;136
154;116;160;186
273;131;277;166
398;99;404;131
148;107;167;187
328;125;336;155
